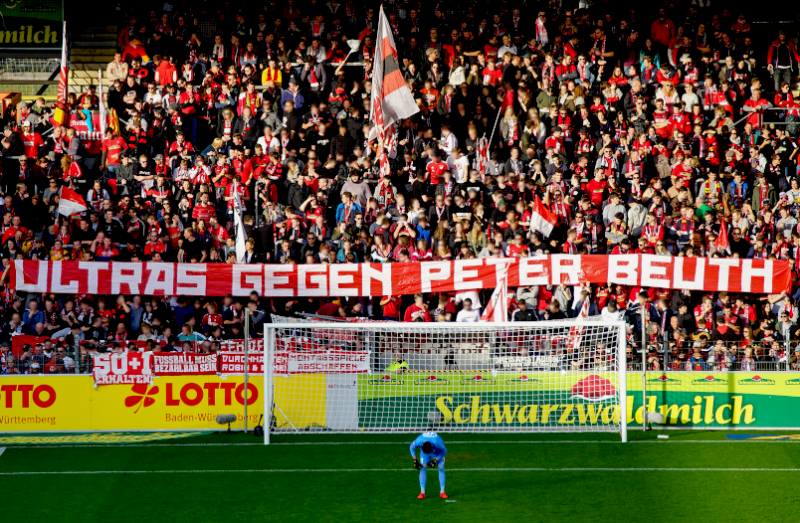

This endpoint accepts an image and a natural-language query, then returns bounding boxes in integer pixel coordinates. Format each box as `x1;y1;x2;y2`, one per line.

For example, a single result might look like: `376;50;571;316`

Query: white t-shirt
448;156;470;183
257;136;280;155
143;92;163;108
456;309;481;322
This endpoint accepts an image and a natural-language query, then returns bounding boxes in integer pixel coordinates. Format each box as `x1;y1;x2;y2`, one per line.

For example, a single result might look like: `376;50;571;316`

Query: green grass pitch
2;430;800;522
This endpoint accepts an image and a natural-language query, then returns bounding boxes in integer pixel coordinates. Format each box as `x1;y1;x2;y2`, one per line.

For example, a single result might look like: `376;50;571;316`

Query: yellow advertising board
0;375;325;432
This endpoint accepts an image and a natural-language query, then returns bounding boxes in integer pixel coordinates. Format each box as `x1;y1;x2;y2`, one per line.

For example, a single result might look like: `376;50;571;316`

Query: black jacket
232;117;261;145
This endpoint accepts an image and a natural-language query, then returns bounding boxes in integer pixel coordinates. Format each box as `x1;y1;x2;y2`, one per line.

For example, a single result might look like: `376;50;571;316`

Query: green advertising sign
0;0;63;49
357;372;800;430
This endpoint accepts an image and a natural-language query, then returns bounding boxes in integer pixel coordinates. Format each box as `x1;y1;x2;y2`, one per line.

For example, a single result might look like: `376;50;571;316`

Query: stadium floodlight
263;321;628;444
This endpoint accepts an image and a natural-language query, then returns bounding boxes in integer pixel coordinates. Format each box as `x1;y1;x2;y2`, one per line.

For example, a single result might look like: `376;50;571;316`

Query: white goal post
263;321;627;444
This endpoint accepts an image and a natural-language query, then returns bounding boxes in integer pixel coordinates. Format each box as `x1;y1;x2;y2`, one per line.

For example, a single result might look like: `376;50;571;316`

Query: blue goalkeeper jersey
410;432;448;459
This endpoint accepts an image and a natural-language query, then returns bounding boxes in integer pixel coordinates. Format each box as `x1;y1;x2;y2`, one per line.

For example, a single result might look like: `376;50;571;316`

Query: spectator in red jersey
404;293;431;322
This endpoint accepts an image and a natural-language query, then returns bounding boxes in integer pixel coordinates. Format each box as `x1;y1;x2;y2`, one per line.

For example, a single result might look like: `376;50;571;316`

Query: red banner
93;352;152;386
279;350;370;375
219;352;264;375
65;113;105;155
9;256;790;298
152;352;217;375
218;339;264;351
217;350;369;376
11;335;50;358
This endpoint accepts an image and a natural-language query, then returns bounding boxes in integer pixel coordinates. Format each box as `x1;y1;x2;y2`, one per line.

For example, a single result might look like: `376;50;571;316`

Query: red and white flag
564;295;591;350
530;196;560;237
98;68;107;136
481;270;509;322
714;218;730;253
370;6;419;177
57;186;88;216
476;135;489;177
54;21;69;126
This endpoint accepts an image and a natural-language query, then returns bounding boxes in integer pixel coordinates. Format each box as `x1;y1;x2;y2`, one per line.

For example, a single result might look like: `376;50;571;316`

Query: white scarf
536;19;549;46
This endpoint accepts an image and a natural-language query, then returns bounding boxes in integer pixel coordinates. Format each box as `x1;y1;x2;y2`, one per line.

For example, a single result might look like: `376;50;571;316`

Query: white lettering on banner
607;254;638;286
298;264;328;296
232;265;262;296
551;255;581;284
674;257;705;290
485;257;516;288
641;255;671;288
218;352;264;375
330;264;360;296
494;355;560;368
51;261;79;293
518;256;548;285
10;257;793;298
15;259;47;293
219;339;264;351
361;263;393;296
284;350;370;375
708;258;739;292
93;352;152;386
144;263;174;295
454;259;484;290
741;260;773;293
420;261;451;293
152;353;218;375
177;263;207;294
263;265;294;296
217;348;368;376
79;261;108;294
111;263;143;294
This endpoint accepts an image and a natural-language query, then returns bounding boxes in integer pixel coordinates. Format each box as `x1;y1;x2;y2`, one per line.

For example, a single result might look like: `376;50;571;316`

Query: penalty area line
7;439;800;449
1;467;799;476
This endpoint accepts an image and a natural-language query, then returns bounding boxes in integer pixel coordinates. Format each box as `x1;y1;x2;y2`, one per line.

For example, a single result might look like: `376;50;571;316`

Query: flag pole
244;308;249;433
486;104;504;150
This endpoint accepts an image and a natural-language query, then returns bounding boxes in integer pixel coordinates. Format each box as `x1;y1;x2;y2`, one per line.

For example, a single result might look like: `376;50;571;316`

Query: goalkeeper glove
428;459;438;468
413;458;422;470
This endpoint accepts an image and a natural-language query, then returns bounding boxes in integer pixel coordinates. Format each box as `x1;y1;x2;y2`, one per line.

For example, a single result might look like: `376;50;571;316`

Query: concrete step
71;48;116;57
71;62;109;71
69;72;100;80
73;40;118;48
83;25;117;32
73;26;118;35
73;30;118;37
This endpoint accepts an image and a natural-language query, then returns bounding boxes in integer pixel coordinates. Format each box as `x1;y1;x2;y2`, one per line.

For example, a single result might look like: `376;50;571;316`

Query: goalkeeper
409;432;448;499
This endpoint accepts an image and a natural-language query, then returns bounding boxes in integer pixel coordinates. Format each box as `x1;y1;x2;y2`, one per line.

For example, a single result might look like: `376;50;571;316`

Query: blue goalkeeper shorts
420;453;445;467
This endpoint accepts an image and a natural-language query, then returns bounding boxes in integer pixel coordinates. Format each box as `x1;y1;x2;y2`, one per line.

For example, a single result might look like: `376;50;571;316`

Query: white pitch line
5;439;800;449
0;467;798;476
0;447;5;458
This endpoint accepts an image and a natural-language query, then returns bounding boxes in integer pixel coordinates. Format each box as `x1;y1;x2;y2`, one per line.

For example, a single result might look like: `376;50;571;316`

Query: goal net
263;321;627;443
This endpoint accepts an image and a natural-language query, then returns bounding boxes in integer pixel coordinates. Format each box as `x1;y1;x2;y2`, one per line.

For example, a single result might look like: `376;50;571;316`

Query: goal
263;321;628;443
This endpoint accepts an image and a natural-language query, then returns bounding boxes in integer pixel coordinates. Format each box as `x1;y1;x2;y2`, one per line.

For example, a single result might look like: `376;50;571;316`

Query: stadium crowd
2;1;800;374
